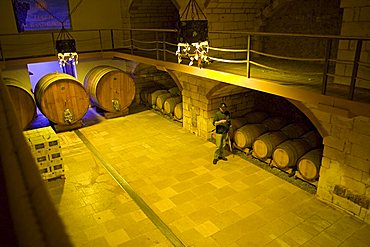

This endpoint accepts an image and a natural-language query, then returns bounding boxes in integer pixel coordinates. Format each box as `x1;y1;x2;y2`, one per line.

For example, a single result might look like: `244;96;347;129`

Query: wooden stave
253;131;288;159
297;149;322;181
3;77;36;130
262;116;288;131
300;130;322;149
156;92;172;110
84;66;135;112
243;111;269;123
149;90;168;106
280;122;311;139
168;87;180;96
140;87;160;104
163;96;181;114
174;102;183;120
272;139;312;169
234;124;268;149
35;72;89;125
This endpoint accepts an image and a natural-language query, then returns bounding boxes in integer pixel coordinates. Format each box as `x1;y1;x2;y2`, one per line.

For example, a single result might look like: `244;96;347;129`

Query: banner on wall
12;0;71;32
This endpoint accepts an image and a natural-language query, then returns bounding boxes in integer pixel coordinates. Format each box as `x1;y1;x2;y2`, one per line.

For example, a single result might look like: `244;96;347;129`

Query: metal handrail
1;28;369;103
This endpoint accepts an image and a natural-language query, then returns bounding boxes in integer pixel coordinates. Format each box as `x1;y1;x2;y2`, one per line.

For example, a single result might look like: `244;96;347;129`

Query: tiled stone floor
45;109;370;247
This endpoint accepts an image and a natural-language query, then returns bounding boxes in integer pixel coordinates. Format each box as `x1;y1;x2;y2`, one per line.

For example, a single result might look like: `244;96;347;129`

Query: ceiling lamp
56;26;78;77
176;0;210;68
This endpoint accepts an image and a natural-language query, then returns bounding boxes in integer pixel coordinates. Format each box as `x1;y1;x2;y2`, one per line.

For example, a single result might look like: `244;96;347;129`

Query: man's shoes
219;157;228;161
213;159;218;165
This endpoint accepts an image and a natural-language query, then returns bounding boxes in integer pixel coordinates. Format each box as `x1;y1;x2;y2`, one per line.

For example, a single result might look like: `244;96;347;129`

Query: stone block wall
307;103;370;223
335;0;370;89
261;0;342;58
177;72;255;139
204;1;263;60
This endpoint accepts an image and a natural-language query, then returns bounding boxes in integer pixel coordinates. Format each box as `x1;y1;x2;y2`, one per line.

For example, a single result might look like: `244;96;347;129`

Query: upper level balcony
1;28;370;108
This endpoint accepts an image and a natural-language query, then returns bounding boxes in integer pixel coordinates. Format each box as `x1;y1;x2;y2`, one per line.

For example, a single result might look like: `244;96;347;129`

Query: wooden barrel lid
35;72;89;125
84;66;135;112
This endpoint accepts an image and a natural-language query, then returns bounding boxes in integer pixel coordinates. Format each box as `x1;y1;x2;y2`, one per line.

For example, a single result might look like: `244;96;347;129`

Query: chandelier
56;25;78;77
176;0;210;68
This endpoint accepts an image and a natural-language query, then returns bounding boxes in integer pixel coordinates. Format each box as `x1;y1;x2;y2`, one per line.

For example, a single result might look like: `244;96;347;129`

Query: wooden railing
1;28;370;102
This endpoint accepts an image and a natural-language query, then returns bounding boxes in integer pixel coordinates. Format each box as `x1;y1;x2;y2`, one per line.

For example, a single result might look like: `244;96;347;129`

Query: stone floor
44;109;370;247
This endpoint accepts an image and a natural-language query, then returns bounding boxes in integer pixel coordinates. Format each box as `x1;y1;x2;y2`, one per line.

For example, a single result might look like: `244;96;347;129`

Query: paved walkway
46;110;370;247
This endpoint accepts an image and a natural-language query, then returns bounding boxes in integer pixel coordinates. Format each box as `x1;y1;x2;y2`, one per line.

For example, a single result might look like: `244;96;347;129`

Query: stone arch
287;99;329;138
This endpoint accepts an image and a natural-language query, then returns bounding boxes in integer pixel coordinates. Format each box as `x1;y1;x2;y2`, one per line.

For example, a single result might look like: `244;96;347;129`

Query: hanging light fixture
176;0;210;68
56;25;78;77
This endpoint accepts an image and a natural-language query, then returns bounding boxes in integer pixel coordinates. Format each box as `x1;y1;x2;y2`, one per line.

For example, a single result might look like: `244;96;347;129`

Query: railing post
111;29;115;50
130;29;134;54
321;38;332;95
99;30;103;52
156;31;159;60
348;39;362;100
51;32;55;54
0;40;4;62
163;32;166;61
246;35;251;78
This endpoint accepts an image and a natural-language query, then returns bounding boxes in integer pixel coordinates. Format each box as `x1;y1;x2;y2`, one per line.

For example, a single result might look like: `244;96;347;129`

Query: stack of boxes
23;126;64;180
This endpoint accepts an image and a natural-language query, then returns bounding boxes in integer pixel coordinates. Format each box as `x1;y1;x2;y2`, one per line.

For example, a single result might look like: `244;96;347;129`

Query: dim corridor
45;110;370;247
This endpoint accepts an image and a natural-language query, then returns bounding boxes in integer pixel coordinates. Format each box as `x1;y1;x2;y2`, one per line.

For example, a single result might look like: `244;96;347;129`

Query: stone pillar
335;0;370;88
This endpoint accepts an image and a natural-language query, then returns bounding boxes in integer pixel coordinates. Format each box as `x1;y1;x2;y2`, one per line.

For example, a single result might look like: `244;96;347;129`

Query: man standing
213;103;231;165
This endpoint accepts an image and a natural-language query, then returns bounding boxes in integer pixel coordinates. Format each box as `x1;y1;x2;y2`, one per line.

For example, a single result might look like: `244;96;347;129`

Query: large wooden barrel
280;122;311;139
3;77;36;130
234;124;268;149
84;66;135;112
297;149;322;181
163;96;181;114
156;92;172;110
243;111;269;123
149;89;168;106
174;102;183;120
35;72;89;125
300;130;322;149
253;131;288;159
262;116;288;131
272;139;311;169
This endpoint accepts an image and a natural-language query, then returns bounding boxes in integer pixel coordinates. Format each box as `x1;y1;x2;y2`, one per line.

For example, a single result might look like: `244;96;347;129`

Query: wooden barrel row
6;66;135;128
142;88;183;119
232;114;322;181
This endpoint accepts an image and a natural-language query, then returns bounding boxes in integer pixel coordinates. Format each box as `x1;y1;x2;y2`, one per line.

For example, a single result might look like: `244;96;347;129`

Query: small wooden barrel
140;86;161;105
262;116;288;131
272;139;311;169
168;87;180;96
234;124;268;149
84;66;135;112
3;77;36;130
281;122;311;139
156;92;172;110
149;89;168;106
231;117;249;130
174;102;183;120
301;130;322;149
35;72;89;125
297;149;322;181
243;111;269;123
253;131;288;159
163;96;181;114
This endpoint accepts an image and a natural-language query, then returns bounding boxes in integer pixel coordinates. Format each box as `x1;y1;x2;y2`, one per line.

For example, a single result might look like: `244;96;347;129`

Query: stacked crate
23;127;64;180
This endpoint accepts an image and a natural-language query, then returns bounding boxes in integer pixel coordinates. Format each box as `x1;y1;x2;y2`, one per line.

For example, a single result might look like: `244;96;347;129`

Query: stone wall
204;1;264;60
262;0;342;58
335;0;370;89
307;103;370;223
